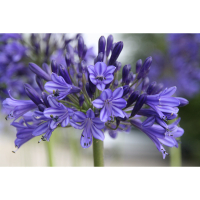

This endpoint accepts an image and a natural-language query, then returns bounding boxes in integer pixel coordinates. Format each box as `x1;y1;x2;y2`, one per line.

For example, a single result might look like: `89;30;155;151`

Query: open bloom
88;62;116;91
92;87;127;122
43;96;74;127
44;73;80;100
131;118;183;159
71;109;105;148
2;90;37;120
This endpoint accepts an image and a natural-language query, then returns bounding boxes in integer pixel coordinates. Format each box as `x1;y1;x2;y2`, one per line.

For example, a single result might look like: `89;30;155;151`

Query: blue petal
142;116;155;127
80;128;93;148
91;125;105;141
86;108;95;119
104;65;116;76
32;122;49;136
103;74;114;84
159;97;180;107
112;87;123;99
92;99;104;109
72;111;86;122
112;106;125;118
61;117;69;127
100;89;112;101
94;62;107;75
100;106;109;122
92;118;105;129
97;83;105;91
112;98;127;109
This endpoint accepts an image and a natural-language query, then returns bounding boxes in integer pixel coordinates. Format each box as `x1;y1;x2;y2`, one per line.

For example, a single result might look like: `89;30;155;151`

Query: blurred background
0;33;199;166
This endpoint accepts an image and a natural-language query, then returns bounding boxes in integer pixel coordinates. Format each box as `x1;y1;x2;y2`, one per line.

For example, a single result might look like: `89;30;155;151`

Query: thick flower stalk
2;34;189;166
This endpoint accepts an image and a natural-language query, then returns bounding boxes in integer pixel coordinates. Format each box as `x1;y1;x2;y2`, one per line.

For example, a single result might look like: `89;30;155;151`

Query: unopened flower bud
79;94;85;107
24;83;43;105
126;91;139;108
106;35;113;57
35;75;44;91
29;62;51;81
109;41;123;65
131;94;147;117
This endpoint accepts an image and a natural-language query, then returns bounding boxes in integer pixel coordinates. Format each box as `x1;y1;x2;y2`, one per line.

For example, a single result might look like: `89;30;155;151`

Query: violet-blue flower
44;73;80;100
71;109;105;148
92;87;127;122
88;62;116;91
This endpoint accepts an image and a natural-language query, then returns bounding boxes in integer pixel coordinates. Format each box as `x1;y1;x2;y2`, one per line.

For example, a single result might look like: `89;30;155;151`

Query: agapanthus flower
71;109;105;148
88;62;116;91
92;87;127;122
2;33;189;161
44;73;80;100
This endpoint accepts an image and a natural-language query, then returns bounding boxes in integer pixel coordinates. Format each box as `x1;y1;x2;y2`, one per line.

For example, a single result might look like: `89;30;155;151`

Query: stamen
12;148;19;153
95;76;105;81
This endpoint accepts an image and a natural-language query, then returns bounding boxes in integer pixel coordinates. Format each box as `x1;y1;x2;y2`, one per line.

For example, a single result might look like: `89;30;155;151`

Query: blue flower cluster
2;34;189;158
0;33;82;102
149;34;200;97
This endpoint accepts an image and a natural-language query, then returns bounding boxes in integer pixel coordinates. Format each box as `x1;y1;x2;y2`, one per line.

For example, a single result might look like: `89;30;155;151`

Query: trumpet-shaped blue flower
88;62;116;91
44;73;81;100
71;109;105;148
2;90;37;120
92;87;127;122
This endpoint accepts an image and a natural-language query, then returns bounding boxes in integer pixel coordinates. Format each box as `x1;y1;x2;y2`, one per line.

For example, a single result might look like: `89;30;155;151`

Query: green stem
93;137;104;167
46;142;53;167
170;140;182;166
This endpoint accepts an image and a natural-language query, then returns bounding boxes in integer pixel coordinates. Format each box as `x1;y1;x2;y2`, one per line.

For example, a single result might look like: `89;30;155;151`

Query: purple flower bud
65;52;71;67
126;91;139;108
78;80;83;88
35;75;44;91
136;59;142;73
114;61;122;72
42;63;51;76
125;71;134;85
96;52;104;63
112;43;116;51
176;97;189;107
122;64;131;83
59;65;72;84
98;36;106;57
147;81;157;95
51;60;58;74
94;109;100;117
152;83;164;94
114;80;119;87
137;57;152;80
142;77;150;91
109;41;123;65
82;45;87;59
86;82;93;98
80;60;87;73
24;83;43;106
77;72;83;78
79;94;85;107
41;92;50;107
38;104;46;112
106;35;113;57
78;36;84;59
29;62;51;81
131;94;147;117
123;85;130;97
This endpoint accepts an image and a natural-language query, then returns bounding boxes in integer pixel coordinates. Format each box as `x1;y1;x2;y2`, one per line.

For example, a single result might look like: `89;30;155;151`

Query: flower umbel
2;34;189;161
